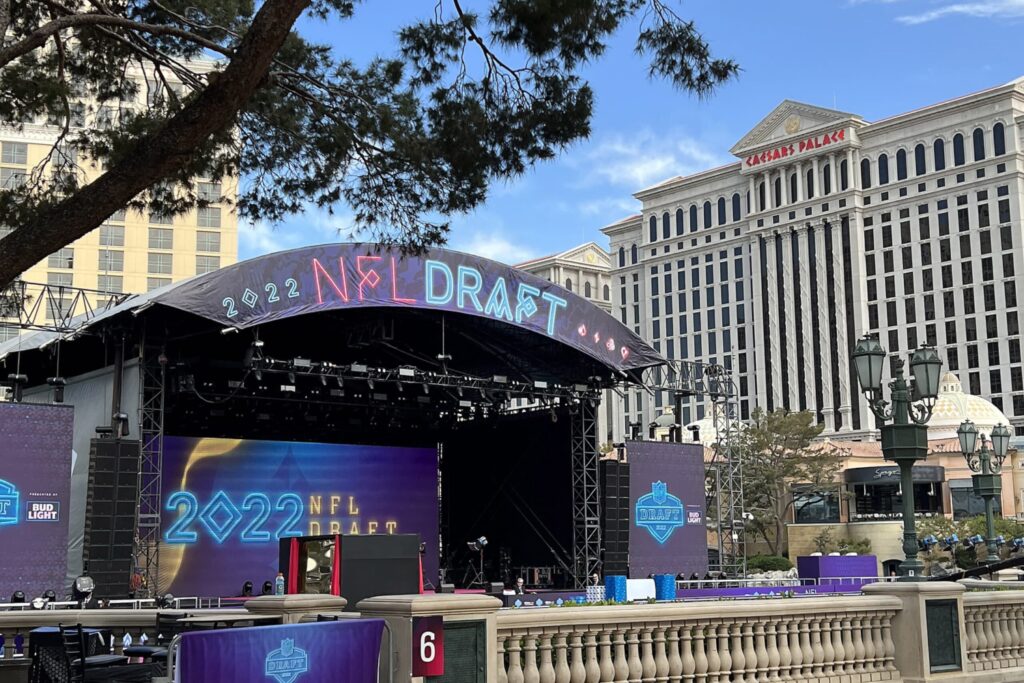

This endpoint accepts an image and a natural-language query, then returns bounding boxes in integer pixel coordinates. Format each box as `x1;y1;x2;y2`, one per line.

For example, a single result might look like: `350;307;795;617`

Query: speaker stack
82;438;141;599
599;460;630;576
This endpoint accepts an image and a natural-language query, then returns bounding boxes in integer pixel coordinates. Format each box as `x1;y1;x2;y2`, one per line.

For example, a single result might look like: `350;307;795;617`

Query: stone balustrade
963;590;1024;673
494;595;902;683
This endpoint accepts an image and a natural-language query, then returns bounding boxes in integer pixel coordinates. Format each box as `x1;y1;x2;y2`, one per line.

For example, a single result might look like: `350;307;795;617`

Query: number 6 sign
412;616;444;677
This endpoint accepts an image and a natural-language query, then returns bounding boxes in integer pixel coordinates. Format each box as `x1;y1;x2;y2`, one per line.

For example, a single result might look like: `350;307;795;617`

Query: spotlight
918;535;938;552
288;372;296;384
11;591;25;603
30;597;46;610
43;590;56;603
941;534;960;552
262;581;273;595
157;593;175;609
476;536;488;547
242;581;253;597
320;374;328;387
964;534;986;549
995;535;1007;548
1011;538;1024;553
47;376;66;403
72;575;95;606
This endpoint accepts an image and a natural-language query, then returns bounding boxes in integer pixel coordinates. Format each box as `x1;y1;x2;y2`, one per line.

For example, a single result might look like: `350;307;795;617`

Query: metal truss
639;360;746;577
135;327;167;597
1;280;129;334
570;397;601;588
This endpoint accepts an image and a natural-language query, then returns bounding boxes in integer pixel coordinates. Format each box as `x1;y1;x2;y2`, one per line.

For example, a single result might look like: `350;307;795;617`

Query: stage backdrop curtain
331;535;341;596
287;538;300;594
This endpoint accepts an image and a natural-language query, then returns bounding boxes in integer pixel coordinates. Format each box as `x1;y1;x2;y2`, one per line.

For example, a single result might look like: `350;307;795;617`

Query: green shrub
747;555;793;572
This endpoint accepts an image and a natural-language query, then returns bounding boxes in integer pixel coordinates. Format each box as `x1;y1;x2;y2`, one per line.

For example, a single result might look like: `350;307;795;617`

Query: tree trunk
0;0;311;287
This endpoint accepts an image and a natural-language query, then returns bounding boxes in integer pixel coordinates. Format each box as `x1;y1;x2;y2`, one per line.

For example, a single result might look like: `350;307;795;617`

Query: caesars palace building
603;77;1024;441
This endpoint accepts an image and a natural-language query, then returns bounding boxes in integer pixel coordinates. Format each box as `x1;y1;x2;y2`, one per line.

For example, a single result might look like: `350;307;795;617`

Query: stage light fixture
293;358;312;369
399;367;416;378
43;590;56;603
72;575;95;607
367;378;375;389
30;597;46;610
476;536;488;547
1012;538;1024;553
941;534;960;552
288;372;296;384
534;380;548;389
350;363;368;374
320;374;328;387
422;383;429;395
262;581;273;595
47;376;66;403
157;593;175;609
255;368;263;380
220;326;239;335
242;581;254;597
11;591;25;603
336;373;344;388
995;535;1007;548
493;375;508;384
918;535;938;552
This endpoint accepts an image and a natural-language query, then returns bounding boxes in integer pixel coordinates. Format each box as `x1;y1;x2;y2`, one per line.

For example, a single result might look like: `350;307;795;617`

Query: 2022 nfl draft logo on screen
0;480;20;527
264;638;308;683
635;481;685;544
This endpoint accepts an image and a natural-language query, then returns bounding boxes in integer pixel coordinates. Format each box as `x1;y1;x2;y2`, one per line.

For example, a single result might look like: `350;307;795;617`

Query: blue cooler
605;575;627;603
654;574;676;601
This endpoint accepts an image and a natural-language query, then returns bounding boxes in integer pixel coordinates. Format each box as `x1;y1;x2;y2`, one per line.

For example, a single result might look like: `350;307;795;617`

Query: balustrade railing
963;591;1024;672
495;595;901;683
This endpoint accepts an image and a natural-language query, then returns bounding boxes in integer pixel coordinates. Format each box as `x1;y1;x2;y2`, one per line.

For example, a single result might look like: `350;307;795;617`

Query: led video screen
159;437;438;596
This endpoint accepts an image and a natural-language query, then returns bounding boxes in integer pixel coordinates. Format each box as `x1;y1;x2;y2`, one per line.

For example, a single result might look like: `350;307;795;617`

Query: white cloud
570;129;727;189
452;229;539;264
892;0;1024;22
578;197;640;217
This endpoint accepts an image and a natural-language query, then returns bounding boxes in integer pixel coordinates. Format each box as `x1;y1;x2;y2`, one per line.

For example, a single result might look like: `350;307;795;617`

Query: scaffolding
570;397;601;588
135;327;166;597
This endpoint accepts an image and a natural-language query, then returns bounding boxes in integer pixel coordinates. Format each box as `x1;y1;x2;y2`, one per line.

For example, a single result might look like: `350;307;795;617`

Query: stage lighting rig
964;534;986;550
941;534;960;553
918;535;938;552
1011;538;1024;553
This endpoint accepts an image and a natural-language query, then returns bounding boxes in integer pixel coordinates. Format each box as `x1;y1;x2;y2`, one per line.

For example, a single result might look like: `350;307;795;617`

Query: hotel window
703;201;712;229
649;216;657;243
47;272;73;288
973;128;986;162
662;212;671;239
197;206;221;228
149;227;173;249
860;159;871;189
150;211;173;225
0;167;26;188
914;144;926;176
196;255;220;274
147;277;170;291
197;231;221;253
960;234;972;258
933;139;946;171
689;205;698;232
198;181;222;202
731;194;741;222
631;244;637;264
840;161;849;190
148;252;172;274
48;247;74;269
618;247;625;267
896;149;908;180
953;134;965;166
822;165;832;194
99;224;124;247
108;209;126;222
994;123;1006;156
1;142;27;164
675;208;685;236
878;154;889;185
97;275;123;293
717;198;726;225
1006;282;1018;308
98;249;124;272
1004;254;1015;277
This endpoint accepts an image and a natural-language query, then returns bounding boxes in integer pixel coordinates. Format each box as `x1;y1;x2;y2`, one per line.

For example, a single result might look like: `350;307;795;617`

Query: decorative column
811;157;820;199
795;162;805;203
827;154;837;195
748;176;757;214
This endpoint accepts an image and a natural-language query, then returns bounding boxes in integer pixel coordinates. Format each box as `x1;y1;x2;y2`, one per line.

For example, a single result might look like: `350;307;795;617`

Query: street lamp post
956;420;1011;565
852;336;942;580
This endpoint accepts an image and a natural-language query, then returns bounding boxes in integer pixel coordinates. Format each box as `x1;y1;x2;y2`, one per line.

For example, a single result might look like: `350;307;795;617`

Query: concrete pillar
748;176;756;214
796;163;805;203
359;593;502;683
244;594;348;624
862;582;967;683
811;157;821;199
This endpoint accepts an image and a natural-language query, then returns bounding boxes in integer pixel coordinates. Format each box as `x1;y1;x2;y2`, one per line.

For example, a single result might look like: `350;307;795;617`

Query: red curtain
331;535;342;596
419;555;424;594
287;538;300;594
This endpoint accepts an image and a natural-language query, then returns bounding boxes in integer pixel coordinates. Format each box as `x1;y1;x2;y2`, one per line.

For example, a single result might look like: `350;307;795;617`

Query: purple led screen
0;403;74;599
626;440;707;579
159;437;438;596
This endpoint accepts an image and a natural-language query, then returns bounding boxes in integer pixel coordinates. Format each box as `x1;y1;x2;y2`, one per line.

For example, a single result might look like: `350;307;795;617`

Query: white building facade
604;78;1024;439
516;243;624;444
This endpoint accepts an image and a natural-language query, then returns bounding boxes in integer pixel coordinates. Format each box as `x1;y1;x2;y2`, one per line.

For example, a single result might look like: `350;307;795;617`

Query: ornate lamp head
909;345;942;401
852;335;885;394
992;423;1011;469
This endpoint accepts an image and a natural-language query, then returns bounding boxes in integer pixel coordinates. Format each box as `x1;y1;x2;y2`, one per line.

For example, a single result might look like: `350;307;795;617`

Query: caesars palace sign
744;129;847;168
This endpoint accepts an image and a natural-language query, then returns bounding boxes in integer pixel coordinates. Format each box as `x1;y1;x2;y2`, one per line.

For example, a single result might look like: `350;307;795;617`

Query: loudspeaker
83;438;141;600
600;460;630;576
440;583;456;594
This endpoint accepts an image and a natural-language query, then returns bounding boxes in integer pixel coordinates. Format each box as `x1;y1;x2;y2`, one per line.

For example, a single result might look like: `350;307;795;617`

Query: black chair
59;623;128;682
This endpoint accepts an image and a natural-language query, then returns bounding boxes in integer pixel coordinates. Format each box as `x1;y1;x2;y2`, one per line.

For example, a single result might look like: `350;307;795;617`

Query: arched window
746;190;751;213
717;197;726;225
840;159;849;190
933;139;946;171
603;284;610;301
703;201;712;229
689;205;698;232
565;278;573;292
731;193;741;222
994;122;1006;156
896;149;907;180
953;133;965;166
584;281;592;298
662;212;671;239
860;158;872;189
914;144;926;176
618;247;625;268
878;154;889;185
823;164;832;195
773;177;782;206
630;244;637;264
675;208;684;236
649;215;657;243
973;128;986;161
805;169;815;199
789;173;798;202
758;182;766;210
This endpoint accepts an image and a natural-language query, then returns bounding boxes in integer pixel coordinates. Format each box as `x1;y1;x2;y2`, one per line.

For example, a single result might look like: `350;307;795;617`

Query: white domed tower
926;372;1013;441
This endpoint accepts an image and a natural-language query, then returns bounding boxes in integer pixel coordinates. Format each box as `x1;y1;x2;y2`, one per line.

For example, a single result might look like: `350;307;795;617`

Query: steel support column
135;328;166;597
570;397;601;588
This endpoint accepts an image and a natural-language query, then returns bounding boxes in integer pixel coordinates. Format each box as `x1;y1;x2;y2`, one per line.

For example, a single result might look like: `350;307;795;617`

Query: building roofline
633;161;741;201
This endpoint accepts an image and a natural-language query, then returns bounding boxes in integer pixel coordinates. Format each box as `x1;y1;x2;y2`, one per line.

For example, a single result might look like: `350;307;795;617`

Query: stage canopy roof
2;243;663;385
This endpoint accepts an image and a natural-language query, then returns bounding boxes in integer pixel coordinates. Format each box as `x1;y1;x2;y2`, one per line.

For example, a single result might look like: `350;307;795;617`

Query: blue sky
239;0;1024;265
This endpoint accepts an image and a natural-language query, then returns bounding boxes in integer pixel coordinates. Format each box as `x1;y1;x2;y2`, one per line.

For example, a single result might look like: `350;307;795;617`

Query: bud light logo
635;481;684;544
27;501;60;522
265;638;308;683
0;480;20;527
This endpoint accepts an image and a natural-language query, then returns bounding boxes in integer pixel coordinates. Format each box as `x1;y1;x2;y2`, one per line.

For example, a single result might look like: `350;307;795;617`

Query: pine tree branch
0;0;311;287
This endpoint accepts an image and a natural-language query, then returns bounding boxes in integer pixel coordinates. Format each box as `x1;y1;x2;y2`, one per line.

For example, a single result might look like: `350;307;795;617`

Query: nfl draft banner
153;243;662;376
626;440;707;579
0;403;73;599
175;619;384;683
159;437;439;596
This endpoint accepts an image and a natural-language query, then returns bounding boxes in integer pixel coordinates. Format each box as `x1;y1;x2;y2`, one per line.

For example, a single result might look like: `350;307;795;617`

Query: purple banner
627;440;708;579
175;619;383;683
160;437;438;596
153;243;662;375
0;403;73;599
